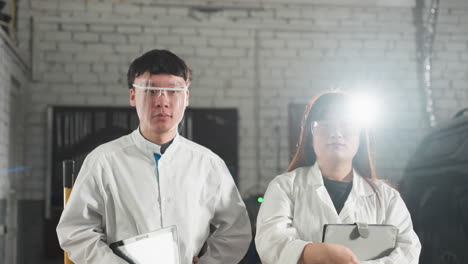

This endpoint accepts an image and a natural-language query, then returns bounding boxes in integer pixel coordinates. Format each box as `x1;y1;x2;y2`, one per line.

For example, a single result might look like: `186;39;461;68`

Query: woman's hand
300;242;359;264
193;256;199;264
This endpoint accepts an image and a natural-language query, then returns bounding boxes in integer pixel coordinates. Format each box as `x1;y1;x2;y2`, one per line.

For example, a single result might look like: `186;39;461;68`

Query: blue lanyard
153;153;162;182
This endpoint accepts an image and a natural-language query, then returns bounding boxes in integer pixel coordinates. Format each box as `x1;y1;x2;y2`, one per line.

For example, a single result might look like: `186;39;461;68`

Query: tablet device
110;225;180;264
322;223;398;261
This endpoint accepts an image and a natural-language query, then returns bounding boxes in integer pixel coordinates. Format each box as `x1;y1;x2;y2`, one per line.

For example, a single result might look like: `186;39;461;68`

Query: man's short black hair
127;49;192;89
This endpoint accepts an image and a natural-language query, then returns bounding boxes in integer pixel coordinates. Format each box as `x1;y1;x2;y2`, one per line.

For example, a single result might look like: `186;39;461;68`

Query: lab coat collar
309;163;375;221
309;163;375;197
131;128;180;162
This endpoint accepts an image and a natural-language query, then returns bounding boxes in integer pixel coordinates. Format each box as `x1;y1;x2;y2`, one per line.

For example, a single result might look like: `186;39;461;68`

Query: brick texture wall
11;0;468;200
0;38;10;200
0;29;29;264
0;31;29;199
432;2;468;122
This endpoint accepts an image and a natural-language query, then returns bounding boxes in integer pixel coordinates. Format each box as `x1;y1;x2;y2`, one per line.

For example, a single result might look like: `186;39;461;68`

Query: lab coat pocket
292;187;324;242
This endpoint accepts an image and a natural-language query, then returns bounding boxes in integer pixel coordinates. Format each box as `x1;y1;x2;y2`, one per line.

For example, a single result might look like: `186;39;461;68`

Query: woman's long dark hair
287;91;382;201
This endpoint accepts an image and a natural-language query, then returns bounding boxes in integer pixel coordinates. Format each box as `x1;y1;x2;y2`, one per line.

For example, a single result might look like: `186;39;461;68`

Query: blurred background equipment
415;0;440;128
3;0;468;263
400;108;468;264
0;0;14;38
240;194;263;264
0;1;10;32
61;160;74;264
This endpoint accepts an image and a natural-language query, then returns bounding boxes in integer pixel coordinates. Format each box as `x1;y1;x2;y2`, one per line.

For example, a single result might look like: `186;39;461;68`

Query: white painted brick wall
0;33;29;202
62;24;87;32
12;0;468;202
0;43;9;200
432;7;468;122
73;32;100;42
90;24;115;33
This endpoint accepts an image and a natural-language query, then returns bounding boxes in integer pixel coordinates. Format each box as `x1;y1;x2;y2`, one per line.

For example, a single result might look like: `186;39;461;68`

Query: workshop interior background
1;0;468;263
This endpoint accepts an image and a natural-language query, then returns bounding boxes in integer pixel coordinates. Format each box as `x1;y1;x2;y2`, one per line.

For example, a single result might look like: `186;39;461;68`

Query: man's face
130;73;189;137
311;112;361;164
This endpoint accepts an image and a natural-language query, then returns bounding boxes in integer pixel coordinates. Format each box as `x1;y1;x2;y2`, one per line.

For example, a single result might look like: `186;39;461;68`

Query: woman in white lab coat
255;92;421;264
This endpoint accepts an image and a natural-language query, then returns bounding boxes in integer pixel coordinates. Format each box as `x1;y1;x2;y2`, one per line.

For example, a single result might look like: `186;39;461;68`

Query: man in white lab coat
57;49;251;264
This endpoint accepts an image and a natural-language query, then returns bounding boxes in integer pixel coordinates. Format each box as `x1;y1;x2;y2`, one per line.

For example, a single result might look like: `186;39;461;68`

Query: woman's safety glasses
312;120;361;136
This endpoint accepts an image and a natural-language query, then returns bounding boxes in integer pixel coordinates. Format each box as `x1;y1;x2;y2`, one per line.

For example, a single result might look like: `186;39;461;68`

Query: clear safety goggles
132;79;188;114
311;119;361;136
132;84;188;97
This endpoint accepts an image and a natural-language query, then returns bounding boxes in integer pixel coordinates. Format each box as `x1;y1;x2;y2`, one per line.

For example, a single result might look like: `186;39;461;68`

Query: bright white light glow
348;94;380;128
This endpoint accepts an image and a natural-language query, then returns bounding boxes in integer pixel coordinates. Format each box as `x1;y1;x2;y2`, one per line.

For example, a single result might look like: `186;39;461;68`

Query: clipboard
322;222;398;261
110;225;180;264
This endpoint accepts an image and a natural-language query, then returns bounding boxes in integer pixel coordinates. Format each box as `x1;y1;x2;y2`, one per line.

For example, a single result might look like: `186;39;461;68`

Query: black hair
127;49;192;89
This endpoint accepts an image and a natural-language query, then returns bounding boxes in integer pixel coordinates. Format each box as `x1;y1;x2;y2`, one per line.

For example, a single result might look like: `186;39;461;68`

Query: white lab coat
57;129;251;264
255;163;421;264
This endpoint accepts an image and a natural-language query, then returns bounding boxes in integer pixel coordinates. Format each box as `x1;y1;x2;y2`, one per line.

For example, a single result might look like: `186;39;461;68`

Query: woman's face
311;111;361;164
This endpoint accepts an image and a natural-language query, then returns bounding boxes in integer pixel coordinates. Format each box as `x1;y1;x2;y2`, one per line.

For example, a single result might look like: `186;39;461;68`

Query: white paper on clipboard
110;225;180;264
322;223;398;261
